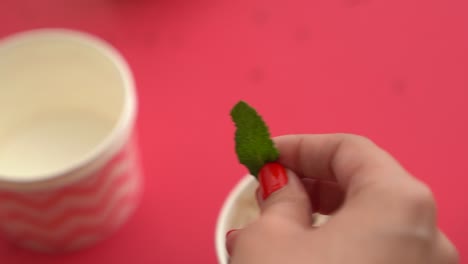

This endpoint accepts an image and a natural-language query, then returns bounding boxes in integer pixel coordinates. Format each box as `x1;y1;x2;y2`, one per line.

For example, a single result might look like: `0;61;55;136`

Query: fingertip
226;229;239;256
226;229;237;238
258;163;313;227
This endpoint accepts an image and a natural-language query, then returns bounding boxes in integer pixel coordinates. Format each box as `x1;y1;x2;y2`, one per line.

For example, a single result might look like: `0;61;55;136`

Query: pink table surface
0;0;467;263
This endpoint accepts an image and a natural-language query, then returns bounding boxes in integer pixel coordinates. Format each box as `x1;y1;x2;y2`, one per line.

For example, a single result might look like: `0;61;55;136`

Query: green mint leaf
230;101;279;178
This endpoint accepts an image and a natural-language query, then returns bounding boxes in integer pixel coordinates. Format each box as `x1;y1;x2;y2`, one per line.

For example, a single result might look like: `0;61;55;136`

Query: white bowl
215;175;329;264
215;175;258;264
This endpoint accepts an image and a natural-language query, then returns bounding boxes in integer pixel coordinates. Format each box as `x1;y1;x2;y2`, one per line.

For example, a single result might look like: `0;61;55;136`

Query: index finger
273;134;413;197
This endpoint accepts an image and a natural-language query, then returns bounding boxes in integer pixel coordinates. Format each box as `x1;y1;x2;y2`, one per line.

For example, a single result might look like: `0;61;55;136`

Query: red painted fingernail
226;229;237;238
259;163;288;199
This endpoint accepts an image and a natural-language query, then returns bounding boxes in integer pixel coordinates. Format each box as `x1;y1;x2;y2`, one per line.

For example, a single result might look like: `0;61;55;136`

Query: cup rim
215;175;256;264
0;28;137;184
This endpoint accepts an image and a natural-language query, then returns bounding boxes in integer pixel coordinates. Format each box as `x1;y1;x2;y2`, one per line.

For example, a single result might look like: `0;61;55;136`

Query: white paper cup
215;175;329;264
0;29;143;253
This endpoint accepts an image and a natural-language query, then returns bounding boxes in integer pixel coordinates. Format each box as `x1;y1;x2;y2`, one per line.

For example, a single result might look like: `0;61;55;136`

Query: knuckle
396;182;437;223
339;133;376;147
447;247;460;264
405;183;436;213
265;188;309;208
445;243;460;264
450;250;460;264
332;134;379;187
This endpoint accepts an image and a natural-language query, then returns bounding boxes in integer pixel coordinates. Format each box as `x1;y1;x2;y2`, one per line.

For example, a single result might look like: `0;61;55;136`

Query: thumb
258;163;313;227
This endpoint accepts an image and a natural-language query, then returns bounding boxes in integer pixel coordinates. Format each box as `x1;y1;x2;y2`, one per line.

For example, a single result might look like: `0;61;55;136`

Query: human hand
226;134;459;264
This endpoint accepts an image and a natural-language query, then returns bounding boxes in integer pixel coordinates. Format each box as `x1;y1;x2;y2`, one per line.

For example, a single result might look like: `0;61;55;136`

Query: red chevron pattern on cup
0;140;143;253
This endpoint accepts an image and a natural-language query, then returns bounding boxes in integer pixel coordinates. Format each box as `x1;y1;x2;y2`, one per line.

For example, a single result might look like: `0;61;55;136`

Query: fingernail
226;229;237;238
259;163;288;199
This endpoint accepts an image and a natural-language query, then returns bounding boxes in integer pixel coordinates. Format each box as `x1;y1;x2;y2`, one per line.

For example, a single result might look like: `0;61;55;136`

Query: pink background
0;0;467;263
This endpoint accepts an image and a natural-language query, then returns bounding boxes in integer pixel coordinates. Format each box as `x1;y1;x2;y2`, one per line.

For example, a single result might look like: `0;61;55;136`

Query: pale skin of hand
226;134;459;264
